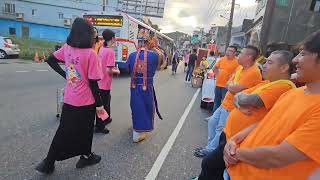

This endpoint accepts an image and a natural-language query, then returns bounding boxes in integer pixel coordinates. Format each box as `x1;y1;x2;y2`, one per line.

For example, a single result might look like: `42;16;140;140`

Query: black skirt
46;103;96;161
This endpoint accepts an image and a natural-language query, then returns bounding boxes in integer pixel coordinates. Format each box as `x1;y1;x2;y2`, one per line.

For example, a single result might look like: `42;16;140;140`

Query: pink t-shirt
98;46;115;90
53;44;102;107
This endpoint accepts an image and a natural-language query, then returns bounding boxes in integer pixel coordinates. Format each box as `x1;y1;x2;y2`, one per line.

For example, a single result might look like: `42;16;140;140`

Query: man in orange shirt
191;50;296;180
225;30;320;180
211;46;239;113
195;46;262;158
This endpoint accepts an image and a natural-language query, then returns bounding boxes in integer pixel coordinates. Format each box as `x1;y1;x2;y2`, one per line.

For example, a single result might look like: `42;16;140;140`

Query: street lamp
219;15;229;20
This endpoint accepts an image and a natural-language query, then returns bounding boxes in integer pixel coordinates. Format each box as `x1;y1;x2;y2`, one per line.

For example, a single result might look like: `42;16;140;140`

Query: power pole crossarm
226;0;235;50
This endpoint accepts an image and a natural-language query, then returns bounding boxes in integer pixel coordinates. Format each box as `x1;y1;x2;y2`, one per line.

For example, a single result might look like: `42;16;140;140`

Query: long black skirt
46;103;95;161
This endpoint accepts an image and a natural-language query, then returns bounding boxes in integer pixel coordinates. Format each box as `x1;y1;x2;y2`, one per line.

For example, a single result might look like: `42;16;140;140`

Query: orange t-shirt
221;65;262;111
229;87;320;180
215;56;239;87
224;80;295;139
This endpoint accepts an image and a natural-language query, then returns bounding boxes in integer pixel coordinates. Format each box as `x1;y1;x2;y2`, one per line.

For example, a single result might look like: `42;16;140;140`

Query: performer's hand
113;67;120;75
96;106;105;114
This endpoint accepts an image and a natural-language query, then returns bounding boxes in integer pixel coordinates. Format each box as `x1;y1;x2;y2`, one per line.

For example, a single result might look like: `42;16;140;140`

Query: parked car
0;36;20;59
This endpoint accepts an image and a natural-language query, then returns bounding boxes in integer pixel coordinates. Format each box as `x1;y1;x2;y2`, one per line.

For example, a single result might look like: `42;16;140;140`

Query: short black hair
271;50;295;75
209;51;215;56
302;30;320;62
66;18;94;48
244;45;259;60
102;29;115;47
193;49;197;53
228;45;237;52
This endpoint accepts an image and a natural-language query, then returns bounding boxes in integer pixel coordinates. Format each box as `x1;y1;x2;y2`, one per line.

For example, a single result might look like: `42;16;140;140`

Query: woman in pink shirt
95;29;120;134
35;18;104;174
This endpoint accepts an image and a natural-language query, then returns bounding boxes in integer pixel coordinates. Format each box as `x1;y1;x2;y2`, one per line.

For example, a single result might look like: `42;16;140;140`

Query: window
9;28;16;35
4;38;13;44
22;26;29;37
311;0;320;12
58;12;64;19
32;9;36;16
103;0;108;11
4;3;15;14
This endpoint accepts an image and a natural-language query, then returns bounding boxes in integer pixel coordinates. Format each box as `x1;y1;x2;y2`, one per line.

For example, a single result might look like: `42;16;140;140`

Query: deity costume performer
126;30;163;143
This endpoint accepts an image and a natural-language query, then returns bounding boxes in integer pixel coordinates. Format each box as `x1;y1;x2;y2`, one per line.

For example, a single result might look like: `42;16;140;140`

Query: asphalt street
0;59;212;180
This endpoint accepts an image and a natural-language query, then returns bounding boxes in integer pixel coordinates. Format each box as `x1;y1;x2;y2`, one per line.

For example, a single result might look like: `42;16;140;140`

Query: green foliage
10;37;61;60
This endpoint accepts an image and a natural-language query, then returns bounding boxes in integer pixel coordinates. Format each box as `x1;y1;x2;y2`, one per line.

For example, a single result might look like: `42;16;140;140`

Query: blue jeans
224;170;230;180
212;86;228;113
206;106;230;152
185;65;194;81
172;63;178;73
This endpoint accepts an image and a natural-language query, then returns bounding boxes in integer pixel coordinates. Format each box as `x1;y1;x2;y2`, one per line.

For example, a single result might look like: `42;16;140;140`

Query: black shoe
105;118;112;125
35;159;55;174
194;149;209;158
76;153;101;169
194;147;204;153
95;127;110;134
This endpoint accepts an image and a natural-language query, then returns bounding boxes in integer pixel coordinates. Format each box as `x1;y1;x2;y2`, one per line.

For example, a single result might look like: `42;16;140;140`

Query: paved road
0;59;211;180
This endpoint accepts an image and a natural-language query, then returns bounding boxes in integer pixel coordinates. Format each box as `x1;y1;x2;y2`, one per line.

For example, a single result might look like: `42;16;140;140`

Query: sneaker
76;153;101;169
190;177;199;180
35;159;55;174
194;147;204;153
133;133;147;143
194;149;209;158
204;117;211;122
95;127;110;134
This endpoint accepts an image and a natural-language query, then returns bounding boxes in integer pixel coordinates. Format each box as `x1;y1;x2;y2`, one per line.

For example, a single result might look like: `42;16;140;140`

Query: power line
208;0;227;20
208;0;221;18
206;0;215;17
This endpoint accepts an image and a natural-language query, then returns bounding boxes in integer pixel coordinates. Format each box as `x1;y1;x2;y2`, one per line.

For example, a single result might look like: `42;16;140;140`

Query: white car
0;36;20;59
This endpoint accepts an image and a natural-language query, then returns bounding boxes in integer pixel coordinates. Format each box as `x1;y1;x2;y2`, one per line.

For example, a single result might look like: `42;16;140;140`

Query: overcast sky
150;0;258;34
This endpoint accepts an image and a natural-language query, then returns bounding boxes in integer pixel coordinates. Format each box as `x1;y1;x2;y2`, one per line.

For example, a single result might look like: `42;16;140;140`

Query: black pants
172;63;178;73
95;89;111;130
199;132;227;180
46;103;95;162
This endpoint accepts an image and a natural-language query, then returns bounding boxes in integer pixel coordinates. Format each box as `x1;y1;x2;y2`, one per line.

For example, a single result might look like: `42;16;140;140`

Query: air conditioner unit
15;13;24;19
64;18;72;26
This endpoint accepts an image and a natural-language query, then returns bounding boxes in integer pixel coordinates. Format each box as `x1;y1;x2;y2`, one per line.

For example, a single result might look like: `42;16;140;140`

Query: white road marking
145;88;201;180
35;70;49;72
15;71;29;73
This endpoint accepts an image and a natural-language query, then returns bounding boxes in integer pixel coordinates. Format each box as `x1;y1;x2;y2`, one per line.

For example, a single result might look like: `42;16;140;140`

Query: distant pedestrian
200;56;209;70
184;50;190;72
185;49;197;82
36;18;104;174
172;49;179;75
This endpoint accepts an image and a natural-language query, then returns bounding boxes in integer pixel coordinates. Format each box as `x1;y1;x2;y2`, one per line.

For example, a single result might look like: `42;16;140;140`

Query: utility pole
200;28;204;48
225;0;235;50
